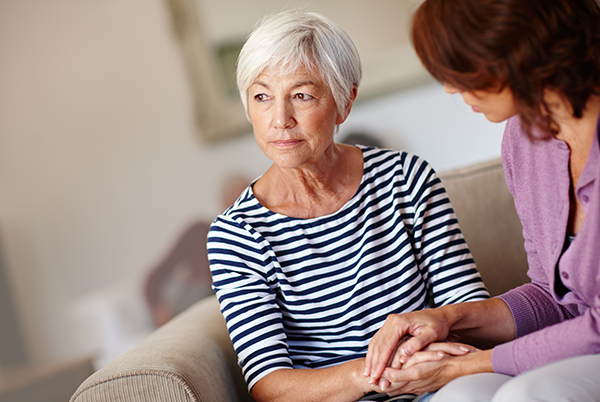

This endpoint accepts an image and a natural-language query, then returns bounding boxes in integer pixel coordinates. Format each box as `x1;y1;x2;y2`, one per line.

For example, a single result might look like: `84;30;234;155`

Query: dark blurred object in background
143;174;251;327
143;222;213;327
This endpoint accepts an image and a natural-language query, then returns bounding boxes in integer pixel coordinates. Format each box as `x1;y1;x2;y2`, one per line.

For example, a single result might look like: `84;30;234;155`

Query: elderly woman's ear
336;85;358;125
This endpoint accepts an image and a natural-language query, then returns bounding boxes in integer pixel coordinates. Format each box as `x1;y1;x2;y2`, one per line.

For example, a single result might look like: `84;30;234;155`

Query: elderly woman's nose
273;100;295;129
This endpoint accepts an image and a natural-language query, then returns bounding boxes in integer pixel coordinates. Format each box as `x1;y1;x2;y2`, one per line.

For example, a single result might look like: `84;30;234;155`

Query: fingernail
379;378;388;391
459;346;469;352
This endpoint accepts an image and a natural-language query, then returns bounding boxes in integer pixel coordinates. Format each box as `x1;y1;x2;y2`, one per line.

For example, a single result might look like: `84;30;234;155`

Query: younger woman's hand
376;341;478;391
379;348;493;397
402;342;480;369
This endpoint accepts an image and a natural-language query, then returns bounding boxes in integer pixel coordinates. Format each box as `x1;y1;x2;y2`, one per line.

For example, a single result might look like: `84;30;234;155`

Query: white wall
341;84;505;171
0;0;504;364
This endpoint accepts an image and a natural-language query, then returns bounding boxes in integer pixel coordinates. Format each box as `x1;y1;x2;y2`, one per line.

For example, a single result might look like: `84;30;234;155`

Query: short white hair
236;10;362;119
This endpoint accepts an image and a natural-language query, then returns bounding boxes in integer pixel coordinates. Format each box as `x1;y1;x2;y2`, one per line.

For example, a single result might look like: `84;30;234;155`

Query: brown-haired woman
362;0;600;401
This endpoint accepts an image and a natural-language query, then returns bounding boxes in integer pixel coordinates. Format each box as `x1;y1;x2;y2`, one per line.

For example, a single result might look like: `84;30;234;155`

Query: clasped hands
362;310;478;397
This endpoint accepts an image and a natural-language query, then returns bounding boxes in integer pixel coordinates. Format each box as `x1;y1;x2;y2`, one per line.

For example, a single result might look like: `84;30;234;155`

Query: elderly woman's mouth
271;139;304;147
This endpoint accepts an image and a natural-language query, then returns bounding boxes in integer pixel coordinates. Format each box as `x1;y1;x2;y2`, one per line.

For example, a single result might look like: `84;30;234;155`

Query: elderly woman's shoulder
215;184;257;218
358;146;438;190
360;145;433;170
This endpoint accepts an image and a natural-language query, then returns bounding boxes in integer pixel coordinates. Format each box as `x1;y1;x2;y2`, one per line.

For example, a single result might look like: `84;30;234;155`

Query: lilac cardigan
491;114;600;375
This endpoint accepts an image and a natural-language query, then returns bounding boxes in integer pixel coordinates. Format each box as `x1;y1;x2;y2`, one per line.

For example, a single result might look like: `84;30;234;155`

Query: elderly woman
207;10;489;402
364;0;600;401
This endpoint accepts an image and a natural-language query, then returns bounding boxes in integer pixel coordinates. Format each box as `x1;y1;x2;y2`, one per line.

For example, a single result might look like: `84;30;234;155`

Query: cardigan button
561;271;569;280
581;194;590;204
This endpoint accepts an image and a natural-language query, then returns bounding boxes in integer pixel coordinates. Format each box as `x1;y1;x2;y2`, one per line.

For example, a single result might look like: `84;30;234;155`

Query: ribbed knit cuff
496;287;540;338
491;343;518;376
490;287;545;376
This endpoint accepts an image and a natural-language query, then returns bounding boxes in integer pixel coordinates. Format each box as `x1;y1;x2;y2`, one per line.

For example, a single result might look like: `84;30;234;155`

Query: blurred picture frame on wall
166;0;431;143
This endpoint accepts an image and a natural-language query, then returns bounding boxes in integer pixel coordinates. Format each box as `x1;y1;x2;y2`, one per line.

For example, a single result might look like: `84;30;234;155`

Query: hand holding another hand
369;342;480;397
364;308;452;386
364;302;501;397
400;342;479;369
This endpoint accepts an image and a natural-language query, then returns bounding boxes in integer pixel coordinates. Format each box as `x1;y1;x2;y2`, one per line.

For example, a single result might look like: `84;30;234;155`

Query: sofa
69;158;530;402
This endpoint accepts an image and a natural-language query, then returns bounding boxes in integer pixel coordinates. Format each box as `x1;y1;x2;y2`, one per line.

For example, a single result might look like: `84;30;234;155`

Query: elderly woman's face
248;64;349;169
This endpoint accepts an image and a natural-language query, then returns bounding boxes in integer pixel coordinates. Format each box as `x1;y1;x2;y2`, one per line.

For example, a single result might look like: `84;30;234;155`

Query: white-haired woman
207;10;489;402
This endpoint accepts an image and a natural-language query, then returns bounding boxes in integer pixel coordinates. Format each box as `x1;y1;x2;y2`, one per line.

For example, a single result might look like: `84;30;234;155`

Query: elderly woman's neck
253;143;364;219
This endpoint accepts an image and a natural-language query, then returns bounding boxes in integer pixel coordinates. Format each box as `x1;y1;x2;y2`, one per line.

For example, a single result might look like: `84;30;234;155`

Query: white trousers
427;354;600;402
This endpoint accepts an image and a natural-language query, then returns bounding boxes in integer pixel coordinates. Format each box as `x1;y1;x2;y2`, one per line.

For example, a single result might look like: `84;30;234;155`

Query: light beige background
0;0;504;367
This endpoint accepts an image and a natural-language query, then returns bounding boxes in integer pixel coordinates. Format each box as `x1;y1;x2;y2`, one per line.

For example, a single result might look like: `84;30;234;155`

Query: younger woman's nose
443;83;459;94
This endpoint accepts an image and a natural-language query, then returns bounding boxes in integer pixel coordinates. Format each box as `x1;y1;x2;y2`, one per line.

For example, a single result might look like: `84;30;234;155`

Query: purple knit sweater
491;114;600;375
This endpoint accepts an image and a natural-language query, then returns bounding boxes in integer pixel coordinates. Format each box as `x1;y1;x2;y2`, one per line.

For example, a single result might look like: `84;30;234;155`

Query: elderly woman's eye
254;94;268;102
296;93;314;100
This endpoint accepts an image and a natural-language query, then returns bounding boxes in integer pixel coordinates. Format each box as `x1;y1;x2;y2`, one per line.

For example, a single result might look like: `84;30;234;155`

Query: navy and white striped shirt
208;147;488;392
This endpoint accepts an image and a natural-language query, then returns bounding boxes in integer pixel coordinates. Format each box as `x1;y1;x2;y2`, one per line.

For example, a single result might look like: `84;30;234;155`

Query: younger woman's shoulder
502;115;525;144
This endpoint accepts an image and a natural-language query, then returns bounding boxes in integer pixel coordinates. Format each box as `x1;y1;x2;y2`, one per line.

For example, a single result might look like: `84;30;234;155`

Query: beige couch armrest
70;296;253;402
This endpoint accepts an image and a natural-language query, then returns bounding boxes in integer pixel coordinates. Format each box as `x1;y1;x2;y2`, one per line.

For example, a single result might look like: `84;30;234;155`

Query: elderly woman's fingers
364;316;407;381
378;377;391;391
365;316;425;383
378;365;422;396
380;357;450;397
388;335;412;369
378;377;408;394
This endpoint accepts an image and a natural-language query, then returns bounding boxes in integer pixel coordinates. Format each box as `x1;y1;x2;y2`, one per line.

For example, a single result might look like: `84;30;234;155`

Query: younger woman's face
444;83;518;123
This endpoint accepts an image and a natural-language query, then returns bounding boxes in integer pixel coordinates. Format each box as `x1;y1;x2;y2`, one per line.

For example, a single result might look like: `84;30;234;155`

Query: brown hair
411;0;600;139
